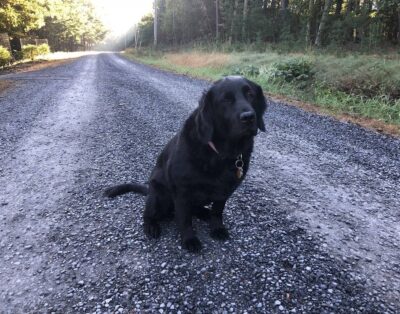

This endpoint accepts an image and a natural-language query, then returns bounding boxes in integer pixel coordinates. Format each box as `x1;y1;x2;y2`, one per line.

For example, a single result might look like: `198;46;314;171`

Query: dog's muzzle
240;111;256;124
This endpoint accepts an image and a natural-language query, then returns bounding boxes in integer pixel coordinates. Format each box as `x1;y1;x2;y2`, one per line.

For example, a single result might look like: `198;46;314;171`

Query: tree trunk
263;0;268;15
199;0;213;38
345;0;355;42
271;0;276;13
280;0;289;25
216;0;219;40
154;0;158;47
315;0;333;46
398;5;400;43
360;0;372;42
134;27;139;49
229;0;240;44
306;0;315;45
335;0;342;16
242;0;249;40
172;3;176;45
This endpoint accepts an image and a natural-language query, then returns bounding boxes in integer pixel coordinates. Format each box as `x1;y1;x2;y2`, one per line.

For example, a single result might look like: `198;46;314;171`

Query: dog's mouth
241;126;258;137
242;119;258;133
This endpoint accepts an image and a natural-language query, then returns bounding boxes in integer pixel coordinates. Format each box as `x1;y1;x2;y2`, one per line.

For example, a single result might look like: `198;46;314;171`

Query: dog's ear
195;88;214;144
247;79;267;132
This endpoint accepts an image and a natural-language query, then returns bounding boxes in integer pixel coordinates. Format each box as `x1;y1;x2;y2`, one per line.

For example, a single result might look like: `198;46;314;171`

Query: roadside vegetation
125;47;400;132
21;44;51;61
0;43;52;71
0;0;106;69
122;0;400;133
0;46;11;67
0;0;106;52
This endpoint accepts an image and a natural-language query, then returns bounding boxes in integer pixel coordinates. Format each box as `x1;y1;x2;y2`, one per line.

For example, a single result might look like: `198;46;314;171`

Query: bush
37;43;50;55
266;58;314;83
0;46;11;67
314;55;400;100
21;43;50;61
232;64;260;76
22;45;39;60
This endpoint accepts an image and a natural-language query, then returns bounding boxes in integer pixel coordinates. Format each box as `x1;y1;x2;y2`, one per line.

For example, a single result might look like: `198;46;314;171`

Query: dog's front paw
144;222;161;239
210;227;230;241
182;236;202;253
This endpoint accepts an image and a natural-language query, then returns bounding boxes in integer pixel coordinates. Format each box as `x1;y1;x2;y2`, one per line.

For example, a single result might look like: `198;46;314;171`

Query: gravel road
0;53;399;313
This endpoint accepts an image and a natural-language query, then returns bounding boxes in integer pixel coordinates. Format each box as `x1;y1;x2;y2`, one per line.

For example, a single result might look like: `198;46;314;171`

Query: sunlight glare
93;0;153;35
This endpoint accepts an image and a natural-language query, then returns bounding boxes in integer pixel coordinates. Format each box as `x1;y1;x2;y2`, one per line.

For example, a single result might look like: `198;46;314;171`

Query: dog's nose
240;111;256;123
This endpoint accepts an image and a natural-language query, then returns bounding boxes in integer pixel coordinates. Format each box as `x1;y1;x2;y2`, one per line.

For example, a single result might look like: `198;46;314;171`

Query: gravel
0;53;399;313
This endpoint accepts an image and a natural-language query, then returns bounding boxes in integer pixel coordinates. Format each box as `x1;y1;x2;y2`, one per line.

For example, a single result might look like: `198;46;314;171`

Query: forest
0;0;106;51
136;0;400;50
126;0;400;130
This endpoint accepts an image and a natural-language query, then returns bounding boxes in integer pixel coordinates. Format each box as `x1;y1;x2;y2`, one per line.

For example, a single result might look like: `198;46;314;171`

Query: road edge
120;52;400;138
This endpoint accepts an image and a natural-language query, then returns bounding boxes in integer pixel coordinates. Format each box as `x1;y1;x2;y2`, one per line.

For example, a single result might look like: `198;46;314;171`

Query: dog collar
235;154;244;179
208;141;244;179
208;141;220;154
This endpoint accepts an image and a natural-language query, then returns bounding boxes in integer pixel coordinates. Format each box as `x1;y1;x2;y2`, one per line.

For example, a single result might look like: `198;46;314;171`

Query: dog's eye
221;93;234;105
222;98;232;104
246;90;255;100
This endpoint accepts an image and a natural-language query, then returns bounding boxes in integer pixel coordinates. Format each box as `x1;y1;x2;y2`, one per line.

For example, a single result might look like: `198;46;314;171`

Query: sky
92;0;153;35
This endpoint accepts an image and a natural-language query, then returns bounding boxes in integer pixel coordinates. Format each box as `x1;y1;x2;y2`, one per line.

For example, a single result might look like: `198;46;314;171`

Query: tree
306;0;315;45
242;0;249;39
229;0;240;44
36;0;106;51
134;0;399;49
0;0;47;36
315;0;333;46
154;0;158;47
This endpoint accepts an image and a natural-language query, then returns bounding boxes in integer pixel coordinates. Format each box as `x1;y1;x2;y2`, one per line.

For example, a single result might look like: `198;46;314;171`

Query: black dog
104;76;267;252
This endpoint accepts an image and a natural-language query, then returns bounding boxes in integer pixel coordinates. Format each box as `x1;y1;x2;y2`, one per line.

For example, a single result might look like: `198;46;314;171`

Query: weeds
124;47;400;128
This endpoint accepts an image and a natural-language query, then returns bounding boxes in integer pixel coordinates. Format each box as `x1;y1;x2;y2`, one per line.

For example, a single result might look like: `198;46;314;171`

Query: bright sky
92;0;153;35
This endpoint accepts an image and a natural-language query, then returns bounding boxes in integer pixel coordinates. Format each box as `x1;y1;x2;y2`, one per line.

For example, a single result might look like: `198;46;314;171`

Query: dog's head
195;76;267;144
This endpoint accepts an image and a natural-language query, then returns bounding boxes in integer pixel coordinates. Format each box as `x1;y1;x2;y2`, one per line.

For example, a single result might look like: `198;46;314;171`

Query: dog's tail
104;183;148;198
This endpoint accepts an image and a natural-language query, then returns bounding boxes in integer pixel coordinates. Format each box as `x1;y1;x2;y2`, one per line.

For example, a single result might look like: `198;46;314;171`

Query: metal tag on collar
235;154;244;179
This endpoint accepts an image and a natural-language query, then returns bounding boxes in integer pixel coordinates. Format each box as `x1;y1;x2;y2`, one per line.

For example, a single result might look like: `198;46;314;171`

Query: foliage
314;55;400;99
22;44;39;60
0;0;47;36
137;0;399;50
36;0;107;51
37;43;50;55
126;49;400;126
0;46;12;66
138;14;155;47
232;64;260;76
265;59;314;83
0;0;106;52
21;43;50;60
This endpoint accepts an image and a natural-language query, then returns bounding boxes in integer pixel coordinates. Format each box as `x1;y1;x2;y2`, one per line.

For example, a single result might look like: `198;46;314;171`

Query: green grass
123;48;400;129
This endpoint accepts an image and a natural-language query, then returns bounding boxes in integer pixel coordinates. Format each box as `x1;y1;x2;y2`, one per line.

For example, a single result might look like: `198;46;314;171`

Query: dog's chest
200;159;246;200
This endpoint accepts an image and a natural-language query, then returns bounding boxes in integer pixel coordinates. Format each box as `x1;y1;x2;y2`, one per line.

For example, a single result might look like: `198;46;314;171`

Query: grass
123;47;400;135
130;50;233;81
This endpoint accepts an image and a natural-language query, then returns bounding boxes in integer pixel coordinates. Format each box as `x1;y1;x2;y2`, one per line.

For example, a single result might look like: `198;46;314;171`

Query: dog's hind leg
143;193;162;238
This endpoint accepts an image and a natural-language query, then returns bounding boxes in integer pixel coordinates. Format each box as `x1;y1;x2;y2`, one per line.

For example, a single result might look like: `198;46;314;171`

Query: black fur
105;76;267;252
104;183;148;197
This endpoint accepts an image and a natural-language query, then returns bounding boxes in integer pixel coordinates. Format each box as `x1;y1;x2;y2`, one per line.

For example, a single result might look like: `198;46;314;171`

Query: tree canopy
136;0;400;49
0;0;107;51
0;0;47;36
